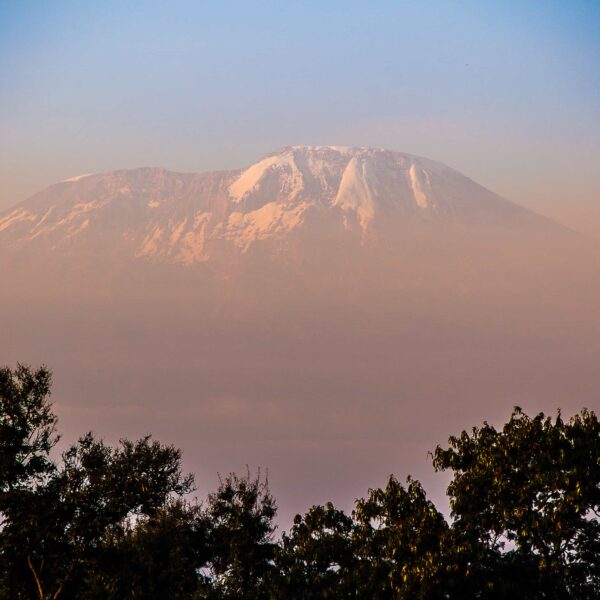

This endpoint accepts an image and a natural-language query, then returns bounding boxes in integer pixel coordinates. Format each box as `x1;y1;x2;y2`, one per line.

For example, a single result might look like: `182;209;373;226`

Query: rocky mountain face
0;146;561;269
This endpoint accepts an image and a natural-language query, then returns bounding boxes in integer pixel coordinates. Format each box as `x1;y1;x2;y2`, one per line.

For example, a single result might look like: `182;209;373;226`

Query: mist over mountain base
2;227;599;522
1;146;599;520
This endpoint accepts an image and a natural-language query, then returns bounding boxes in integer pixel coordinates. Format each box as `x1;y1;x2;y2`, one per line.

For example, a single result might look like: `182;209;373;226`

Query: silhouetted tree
277;502;356;598
84;500;210;599
352;476;450;599
0;365;58;599
2;365;599;599
0;365;57;492
433;407;600;599
200;471;277;599
0;365;194;599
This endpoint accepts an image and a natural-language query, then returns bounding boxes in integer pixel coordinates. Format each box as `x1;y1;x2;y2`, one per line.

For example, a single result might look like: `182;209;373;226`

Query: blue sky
1;1;599;232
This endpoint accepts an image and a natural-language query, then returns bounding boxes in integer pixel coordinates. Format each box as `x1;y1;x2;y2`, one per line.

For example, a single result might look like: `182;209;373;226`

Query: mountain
1;146;598;525
0;146;563;267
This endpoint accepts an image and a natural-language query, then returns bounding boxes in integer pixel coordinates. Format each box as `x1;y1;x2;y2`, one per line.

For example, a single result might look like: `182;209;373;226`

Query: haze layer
1;146;598;519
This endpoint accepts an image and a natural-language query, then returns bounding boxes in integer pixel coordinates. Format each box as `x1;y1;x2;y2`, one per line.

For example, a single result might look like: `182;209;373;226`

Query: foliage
200;471;278;599
0;364;57;493
1;365;599;598
352;476;451;599
0;366;194;599
433;406;600;598
278;502;356;598
85;500;211;599
0;365;58;599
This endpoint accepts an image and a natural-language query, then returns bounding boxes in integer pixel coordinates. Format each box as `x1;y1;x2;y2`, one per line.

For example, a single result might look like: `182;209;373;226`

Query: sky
1;0;599;235
1;0;600;522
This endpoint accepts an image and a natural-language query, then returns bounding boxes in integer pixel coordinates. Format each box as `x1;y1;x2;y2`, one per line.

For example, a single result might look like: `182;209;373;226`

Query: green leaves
433;407;600;598
353;476;451;599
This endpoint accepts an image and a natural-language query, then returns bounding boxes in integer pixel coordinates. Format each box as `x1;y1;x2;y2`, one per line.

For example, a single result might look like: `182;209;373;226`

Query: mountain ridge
0;146;568;266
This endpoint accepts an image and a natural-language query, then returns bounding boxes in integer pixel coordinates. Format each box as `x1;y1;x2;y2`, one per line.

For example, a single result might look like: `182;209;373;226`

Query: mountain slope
0;146;564;266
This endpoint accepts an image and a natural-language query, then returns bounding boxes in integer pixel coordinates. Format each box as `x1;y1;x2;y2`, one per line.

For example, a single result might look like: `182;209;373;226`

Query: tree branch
27;555;45;600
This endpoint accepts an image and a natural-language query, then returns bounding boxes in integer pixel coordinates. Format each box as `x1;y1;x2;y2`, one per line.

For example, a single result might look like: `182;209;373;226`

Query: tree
277;478;453;599
200;471;277;599
0;364;57;493
277;502;356;598
0;365;195;599
34;433;195;598
3;364;599;598
352;476;451;599
433;407;600;599
0;365;58;599
85;500;210;599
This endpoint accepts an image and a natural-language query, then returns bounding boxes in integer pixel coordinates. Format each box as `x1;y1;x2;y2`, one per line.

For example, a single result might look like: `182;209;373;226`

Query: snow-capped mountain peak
0;146;559;265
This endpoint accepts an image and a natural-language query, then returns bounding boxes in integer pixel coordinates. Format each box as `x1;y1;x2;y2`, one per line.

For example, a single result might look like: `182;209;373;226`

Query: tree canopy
0;365;598;599
433;406;600;598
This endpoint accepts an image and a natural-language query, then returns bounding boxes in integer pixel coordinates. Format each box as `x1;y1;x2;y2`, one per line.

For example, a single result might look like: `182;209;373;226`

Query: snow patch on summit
228;153;303;202
224;201;307;250
408;164;430;209
63;173;95;183
334;156;376;234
